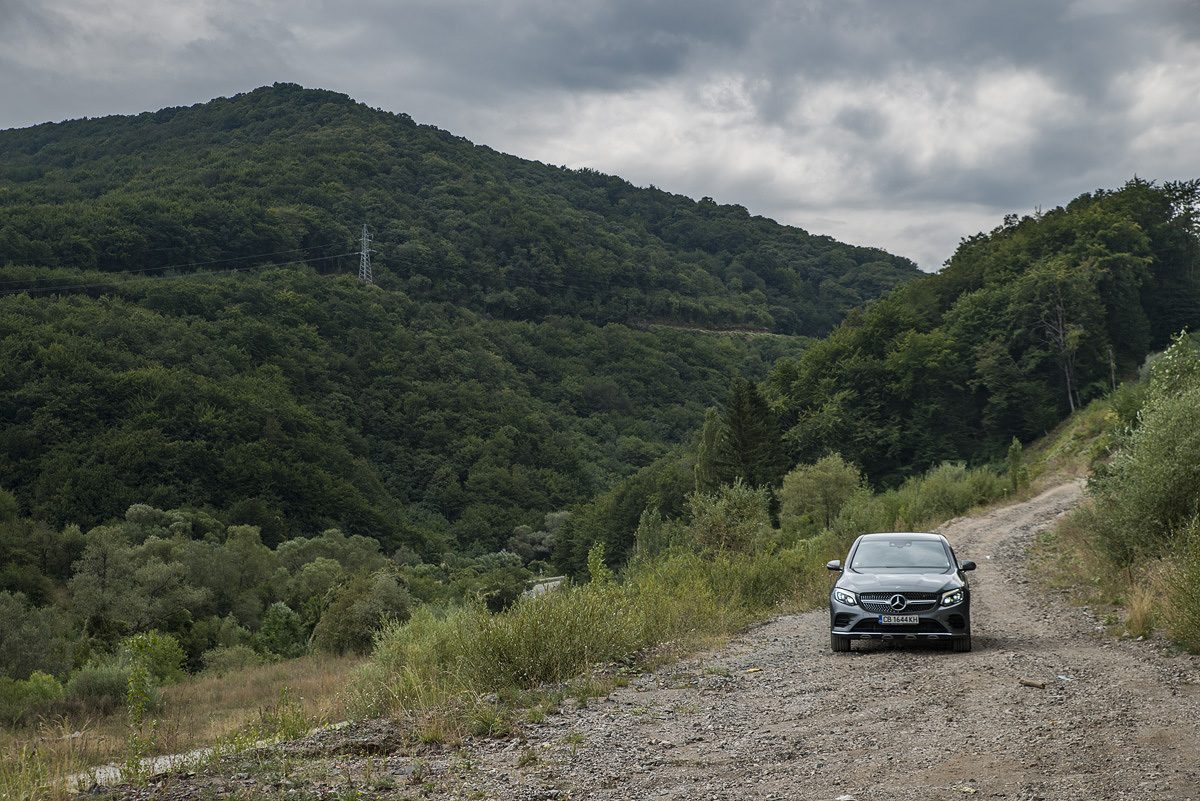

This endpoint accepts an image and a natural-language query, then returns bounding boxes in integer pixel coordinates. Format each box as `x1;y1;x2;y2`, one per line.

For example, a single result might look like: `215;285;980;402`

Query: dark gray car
827;532;976;653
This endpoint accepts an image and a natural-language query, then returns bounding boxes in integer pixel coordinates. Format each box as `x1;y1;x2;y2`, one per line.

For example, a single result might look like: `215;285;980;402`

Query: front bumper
830;592;970;643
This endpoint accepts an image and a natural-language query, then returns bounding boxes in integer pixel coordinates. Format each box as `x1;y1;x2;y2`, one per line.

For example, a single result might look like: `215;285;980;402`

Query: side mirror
960;560;976;571
826;560;842;571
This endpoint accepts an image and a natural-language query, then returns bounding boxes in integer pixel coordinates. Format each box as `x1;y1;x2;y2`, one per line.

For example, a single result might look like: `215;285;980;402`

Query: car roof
856;532;945;541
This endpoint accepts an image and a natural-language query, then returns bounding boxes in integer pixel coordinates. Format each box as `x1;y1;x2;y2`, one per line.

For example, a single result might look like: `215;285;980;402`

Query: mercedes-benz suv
827;532;976;652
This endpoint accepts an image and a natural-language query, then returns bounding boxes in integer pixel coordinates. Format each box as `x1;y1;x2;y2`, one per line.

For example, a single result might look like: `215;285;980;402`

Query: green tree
711;376;789;491
1012;256;1106;413
256;602;308;659
69;526;138;645
686;480;772;554
553;453;693;578
778;454;863;539
693;407;725;495
312;571;412;655
0;591;76;680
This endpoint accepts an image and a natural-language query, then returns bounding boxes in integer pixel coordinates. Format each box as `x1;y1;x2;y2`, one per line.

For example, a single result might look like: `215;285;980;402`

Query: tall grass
1167;516;1200;651
350;585;652;739
356;539;849;734
0;654;360;800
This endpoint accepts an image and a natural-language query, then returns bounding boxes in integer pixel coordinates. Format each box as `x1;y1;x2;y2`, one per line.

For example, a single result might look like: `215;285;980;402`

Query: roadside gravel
101;482;1200;800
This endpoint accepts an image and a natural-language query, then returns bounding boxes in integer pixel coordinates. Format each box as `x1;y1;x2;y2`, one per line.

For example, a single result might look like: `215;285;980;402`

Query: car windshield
850;538;951;571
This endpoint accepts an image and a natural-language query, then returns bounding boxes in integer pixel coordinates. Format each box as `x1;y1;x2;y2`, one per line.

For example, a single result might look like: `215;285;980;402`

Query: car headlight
941;588;965;607
833;588;858;606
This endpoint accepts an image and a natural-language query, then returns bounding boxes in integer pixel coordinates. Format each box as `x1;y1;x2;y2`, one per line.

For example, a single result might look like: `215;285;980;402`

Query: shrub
62;633;180;715
0;671;64;727
201;645;263;676
473;564;532;613
1006;437;1027;494
119;631;185;685
64;662;133;714
1106;379;1149;429
687;480;772;553
1088;383;1200;565
879;462;1005;532
829;489;891;541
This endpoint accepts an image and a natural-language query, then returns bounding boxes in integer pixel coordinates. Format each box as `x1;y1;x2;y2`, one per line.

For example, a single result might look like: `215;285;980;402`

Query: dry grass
0;653;362;800
161;653;361;746
1125;566;1170;639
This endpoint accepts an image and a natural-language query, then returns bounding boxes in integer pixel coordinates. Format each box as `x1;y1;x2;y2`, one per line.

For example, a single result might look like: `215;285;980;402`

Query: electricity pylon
359;224;373;284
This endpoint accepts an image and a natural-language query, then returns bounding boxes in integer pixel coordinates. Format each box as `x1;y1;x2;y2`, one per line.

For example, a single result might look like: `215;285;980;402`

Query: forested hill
0;82;917;334
0;83;916;553
552;177;1200;577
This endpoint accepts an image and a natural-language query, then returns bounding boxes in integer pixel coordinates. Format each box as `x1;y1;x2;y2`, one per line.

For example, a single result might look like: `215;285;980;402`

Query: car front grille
858;592;939;614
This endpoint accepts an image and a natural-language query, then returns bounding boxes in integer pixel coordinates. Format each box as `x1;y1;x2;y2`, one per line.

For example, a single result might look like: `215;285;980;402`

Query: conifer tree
710;376;789;491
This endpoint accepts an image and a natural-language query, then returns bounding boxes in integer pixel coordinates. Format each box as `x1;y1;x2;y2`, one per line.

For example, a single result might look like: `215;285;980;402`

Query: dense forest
2;83;1199;698
768;178;1200;477
0;84;920;544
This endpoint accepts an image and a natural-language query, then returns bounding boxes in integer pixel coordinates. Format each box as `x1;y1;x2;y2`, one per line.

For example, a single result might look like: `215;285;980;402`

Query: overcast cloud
2;0;1198;269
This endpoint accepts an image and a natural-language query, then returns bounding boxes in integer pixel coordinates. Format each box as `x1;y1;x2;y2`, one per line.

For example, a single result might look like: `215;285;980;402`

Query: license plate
879;614;919;625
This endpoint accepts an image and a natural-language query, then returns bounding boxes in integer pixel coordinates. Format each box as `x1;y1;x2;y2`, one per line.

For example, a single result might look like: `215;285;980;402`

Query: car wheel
831;633;851;652
952;634;972;653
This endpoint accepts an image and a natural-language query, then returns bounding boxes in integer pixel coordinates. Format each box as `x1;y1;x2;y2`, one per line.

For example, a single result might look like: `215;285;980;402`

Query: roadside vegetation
1034;332;1200;651
3;454;1024;798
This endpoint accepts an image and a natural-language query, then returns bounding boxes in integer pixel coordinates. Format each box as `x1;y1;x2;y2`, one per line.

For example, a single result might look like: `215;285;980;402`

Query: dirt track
108;482;1200;800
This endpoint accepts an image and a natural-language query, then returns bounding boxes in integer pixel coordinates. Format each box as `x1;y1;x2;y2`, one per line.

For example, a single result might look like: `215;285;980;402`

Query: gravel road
107;482;1200;800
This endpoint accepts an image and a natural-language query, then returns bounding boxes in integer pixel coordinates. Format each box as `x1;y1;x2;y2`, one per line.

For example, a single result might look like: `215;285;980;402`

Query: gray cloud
2;0;1198;270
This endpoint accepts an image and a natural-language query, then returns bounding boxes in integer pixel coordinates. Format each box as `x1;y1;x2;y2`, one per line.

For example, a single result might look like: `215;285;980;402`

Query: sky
2;0;1199;271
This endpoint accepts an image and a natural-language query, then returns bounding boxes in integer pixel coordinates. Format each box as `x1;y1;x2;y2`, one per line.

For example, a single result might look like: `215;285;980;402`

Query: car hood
837;572;964;594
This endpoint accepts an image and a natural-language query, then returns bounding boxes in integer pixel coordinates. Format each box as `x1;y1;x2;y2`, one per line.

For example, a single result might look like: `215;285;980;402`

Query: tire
831;633;852;653
952;634;972;653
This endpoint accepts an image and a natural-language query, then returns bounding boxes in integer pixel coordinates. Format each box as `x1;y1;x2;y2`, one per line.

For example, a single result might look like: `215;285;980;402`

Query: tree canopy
765;178;1200;486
